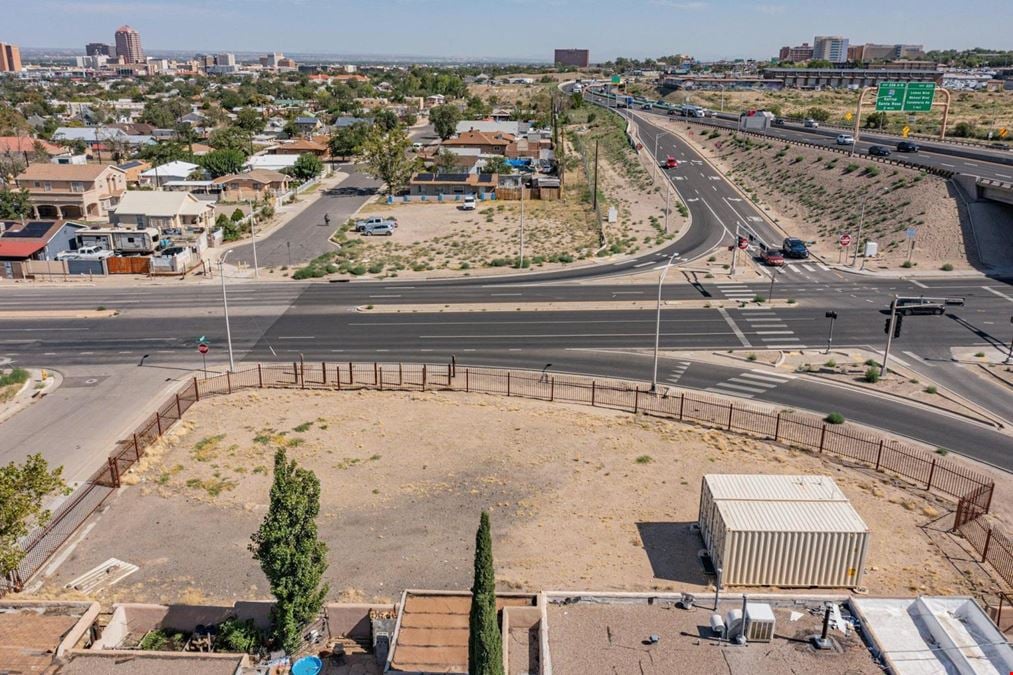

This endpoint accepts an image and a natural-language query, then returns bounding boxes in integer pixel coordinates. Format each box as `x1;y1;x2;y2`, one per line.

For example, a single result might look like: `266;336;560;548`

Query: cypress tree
250;448;329;653
468;511;504;675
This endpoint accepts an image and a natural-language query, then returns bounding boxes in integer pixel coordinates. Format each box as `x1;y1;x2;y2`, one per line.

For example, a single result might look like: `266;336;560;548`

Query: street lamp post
651;252;679;393
518;183;525;268
219;250;236;372
250;207;259;279
853;195;868;267
653;133;660;180
824;311;838;354
664;181;671;234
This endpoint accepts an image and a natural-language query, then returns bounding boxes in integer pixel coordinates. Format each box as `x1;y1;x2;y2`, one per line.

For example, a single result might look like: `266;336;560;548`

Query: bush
138;629;188;651
231;208;245;222
901;260;913;268
935;447;949;456
924;385;937;394
0;368;29;387
863;166;880;177
635;455;654;464
752;294;766;303
843;163;859;174
940;263;953;271
218;617;263;653
746;353;757;361
824;412;845;424
864;366;881;383
824;359;836;368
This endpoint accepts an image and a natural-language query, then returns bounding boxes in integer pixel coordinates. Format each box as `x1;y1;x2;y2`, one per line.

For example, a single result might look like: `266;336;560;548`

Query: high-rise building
778;42;814;62
215;53;236;67
114;25;144;64
813;35;849;63
260;52;283;69
0;43;22;72
86;42;111;56
554;48;590;68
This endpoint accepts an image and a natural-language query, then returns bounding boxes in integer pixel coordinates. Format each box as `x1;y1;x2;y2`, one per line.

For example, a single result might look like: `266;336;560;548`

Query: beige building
212;170;292;202
111;191;215;235
0;43;22;72
15;164;126;220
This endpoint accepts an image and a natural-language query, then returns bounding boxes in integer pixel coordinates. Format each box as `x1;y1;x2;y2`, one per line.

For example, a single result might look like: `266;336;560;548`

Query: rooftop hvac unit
744;603;776;643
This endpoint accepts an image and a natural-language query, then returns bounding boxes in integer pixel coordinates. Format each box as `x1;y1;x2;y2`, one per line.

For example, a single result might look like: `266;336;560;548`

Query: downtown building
114;25;144;63
0;42;22;72
554;48;590;68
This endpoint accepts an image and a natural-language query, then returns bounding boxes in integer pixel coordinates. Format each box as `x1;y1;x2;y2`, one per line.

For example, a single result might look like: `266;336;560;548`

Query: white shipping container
698;474;849;548
710;500;870;587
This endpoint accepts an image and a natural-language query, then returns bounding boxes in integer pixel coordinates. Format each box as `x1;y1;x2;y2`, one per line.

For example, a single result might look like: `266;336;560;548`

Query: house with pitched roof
442;130;514;155
15;164;126;220
0;220;87;263
111;191;215;236
211;170;292;202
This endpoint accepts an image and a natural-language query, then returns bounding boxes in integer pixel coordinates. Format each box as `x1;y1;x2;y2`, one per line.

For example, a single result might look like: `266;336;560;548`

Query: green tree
468;512;503;675
0;454;67;579
200;149;245;178
328;122;369;158
373;109;400;132
0;188;32;220
139;99;189;128
806;106;831;122
480;156;510;175
209;126;253;157
464;95;491;119
434;149;458;173
288;153;324;181
864;111;888;129
235;107;265;133
250;448;329;654
231;207;246;222
952;121;977;138
430;104;462;140
140;141;193;166
359;124;421;196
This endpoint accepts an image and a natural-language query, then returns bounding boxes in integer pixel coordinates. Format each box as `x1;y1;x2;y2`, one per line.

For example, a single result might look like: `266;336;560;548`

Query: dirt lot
39;389;999;606
664;120;969;269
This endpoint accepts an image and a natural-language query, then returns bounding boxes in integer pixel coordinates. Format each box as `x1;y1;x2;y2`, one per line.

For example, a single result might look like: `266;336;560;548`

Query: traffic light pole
730;225;739;275
824;311;838;355
882;297;898;377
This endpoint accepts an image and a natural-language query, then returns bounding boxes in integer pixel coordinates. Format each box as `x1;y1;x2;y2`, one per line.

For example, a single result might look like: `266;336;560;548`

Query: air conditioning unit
744;603;775;643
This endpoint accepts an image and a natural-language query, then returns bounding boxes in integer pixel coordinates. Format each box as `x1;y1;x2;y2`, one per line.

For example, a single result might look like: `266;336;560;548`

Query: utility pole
824;311;838;354
219;250;236;372
853;196;867;267
592;140;599;211
250;207;259;279
664;181;670;234
768;266;777;301
653;133;660;181
651;252;679;393
730;225;740;275
882;297;898;376
518;183;525;268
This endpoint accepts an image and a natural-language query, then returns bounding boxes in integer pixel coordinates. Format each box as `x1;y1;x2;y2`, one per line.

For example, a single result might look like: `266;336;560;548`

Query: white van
461;195;477;211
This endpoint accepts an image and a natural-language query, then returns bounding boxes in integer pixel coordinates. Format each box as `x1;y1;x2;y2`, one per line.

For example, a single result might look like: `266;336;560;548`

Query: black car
782;237;809;259
868;145;891;157
772;118;786;126
896;141;920;153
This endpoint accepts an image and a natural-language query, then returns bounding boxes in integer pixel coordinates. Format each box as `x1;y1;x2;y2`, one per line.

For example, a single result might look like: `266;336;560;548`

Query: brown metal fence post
337;363;342;390
466;368;470;393
108;457;120;488
875;440;883;471
507;372;511;396
927;458;936;491
447;363;451;385
591;380;596;407
133;433;141;460
175;393;182;418
727;404;733;430
374;362;378;386
258;363;263;388
982;528;993;562
634;388;639;414
348;362;353;384
226;370;232;394
399;363;403;386
774;413;781;441
550;377;554;402
379;366;384;391
155;411;162;436
293;361;298;385
193;377;200;402
422;364;427;391
679;393;685;420
301;359;306;389
322;361;327;385
818;424;827;452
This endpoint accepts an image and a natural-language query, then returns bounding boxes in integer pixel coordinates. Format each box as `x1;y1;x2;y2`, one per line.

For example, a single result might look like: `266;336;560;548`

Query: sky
5;0;1011;62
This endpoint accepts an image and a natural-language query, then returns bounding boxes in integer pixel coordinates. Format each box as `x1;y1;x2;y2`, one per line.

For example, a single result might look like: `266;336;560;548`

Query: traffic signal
893;313;903;339
884;318;891;335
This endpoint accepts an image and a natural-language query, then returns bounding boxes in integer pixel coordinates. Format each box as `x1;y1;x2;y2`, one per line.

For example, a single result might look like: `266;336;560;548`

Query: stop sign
737;237;749;250
839;234;852;247
198;343;209;355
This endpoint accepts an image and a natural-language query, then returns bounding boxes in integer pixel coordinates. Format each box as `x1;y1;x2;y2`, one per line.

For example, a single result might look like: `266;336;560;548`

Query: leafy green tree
288;153;324;181
430;104;462;140
373;109;400;132
434;149;458;173
235;107;265;133
480;156;510;175
952;121;977;138
806;106;831;122
864;111;888;129
464;95;491;119
200;149;245;178
231;207;246;222
468;512;503;675
0;188;33;220
209;125;253;157
250;448;329;654
0;454;67;579
359;124;421;196
139;99;190;128
328;122;369;158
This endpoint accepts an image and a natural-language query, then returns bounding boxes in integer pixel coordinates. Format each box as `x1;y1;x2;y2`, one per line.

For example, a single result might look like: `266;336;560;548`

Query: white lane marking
728;377;776;390
984;286;1013;303
800;264;816;272
717;308;751;347
742;315;778;321
902;351;934;367
711;381;767;394
755;330;794;335
816;263;830;271
278;336;315;340
634;261;655;268
369;294;401;298
965;161;979;167
490;293;523;296
706;387;754;399
996;173;1012;179
612;291;644;295
909;279;929;289
742;371;794;383
940;162;956;167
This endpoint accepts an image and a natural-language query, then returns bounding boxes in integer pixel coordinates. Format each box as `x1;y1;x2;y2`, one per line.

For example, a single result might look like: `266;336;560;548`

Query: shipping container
698;474;849;548
709;499;870;587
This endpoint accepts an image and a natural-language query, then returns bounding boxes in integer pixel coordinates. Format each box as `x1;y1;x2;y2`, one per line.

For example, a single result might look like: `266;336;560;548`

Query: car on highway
361;223;394;236
892;297;946;316
641;103;653;110
896;141;920;153
667;109;678;116
355;216;397;232
772;118;786;126
760;248;785;266
804;118;820;128
989;142;1008;151
664;156;678;169
782;237;809;259
461;195;476;210
867;145;891;157
836;134;855;145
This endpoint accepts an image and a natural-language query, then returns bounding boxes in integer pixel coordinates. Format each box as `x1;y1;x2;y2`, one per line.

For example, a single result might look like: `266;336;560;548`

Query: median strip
357;299;802;313
0;309;119;319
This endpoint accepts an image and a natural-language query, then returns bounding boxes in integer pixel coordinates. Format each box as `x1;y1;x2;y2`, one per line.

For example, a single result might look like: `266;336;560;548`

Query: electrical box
744;602;776;643
865;241;879;258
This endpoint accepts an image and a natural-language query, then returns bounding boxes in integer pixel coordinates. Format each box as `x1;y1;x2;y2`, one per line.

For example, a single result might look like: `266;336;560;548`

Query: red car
761;248;785;266
664;156;678;169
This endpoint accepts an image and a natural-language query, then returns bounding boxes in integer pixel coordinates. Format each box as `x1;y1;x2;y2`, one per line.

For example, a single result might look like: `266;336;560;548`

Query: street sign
876;82;935;113
839;234;852;247
1000;127;1009;138
611;75;621;84
845;112;853;122
905;227;917;240
198;343;209;355
197;335;208;345
737;237;749;250
902;126;911;138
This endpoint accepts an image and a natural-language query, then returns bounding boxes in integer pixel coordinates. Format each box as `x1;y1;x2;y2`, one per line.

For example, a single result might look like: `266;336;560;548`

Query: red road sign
839;234;852;247
737;237;749;250
198;343;209;355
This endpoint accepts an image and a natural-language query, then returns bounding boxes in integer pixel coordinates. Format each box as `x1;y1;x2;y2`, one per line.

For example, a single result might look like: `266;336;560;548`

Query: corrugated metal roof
717;500;868;533
703;474;848;502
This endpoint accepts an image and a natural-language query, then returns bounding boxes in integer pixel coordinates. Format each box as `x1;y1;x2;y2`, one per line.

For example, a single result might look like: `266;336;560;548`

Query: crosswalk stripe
707;387;755;399
742;371;794;383
801;264;815;272
760;336;800;342
817;263;830;271
712;381;769;394
754;330;793;335
728;377;776;389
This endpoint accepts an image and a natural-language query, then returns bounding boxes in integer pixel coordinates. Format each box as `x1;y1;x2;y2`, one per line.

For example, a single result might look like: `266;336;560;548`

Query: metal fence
2;361;1005;596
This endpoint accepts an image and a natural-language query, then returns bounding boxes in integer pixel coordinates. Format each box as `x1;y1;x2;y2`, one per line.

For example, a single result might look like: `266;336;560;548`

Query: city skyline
3;0;1011;62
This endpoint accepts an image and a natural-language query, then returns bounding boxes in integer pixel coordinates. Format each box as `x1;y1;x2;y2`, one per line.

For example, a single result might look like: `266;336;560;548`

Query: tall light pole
853;195;868;267
664;181;671;234
824;311;838;354
651;252;679;393
653;133;660;180
219;250;235;372
249;206;259;279
518;182;525;268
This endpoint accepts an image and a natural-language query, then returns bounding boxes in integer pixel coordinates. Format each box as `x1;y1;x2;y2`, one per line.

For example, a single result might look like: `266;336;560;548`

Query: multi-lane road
2;96;1012;477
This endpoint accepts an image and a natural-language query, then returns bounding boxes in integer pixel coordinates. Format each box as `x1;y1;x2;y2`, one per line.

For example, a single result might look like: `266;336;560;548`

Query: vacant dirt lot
38;390;997;606
666;121;968;269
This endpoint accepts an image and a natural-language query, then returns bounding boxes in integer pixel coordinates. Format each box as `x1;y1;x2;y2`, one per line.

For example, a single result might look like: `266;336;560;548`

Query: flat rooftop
544;597;882;675
54;652;247;674
0;602;95;673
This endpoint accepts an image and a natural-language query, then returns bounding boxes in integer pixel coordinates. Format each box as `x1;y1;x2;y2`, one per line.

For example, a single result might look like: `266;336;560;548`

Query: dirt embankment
673;123;969;269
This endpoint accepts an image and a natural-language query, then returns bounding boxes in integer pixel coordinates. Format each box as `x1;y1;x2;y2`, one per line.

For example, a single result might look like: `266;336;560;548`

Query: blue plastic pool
291;655;323;675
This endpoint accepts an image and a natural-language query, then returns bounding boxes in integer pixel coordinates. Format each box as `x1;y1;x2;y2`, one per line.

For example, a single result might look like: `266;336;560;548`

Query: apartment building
15;164;126;220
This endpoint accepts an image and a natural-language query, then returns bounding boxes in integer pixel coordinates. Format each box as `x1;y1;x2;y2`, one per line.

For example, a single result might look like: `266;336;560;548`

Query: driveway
230;168;381;268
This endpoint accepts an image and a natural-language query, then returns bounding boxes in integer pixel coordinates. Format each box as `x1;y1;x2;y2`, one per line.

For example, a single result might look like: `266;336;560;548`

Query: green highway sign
611;75;621;84
903;82;935;112
875;82;936;113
